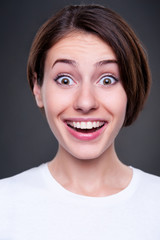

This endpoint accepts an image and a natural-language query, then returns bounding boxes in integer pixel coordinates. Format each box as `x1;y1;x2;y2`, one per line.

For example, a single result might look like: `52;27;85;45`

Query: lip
64;118;107;141
63;118;106;122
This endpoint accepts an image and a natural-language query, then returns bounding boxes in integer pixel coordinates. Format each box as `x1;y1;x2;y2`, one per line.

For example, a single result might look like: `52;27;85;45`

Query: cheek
42;88;74;119
113;91;127;114
104;89;127;139
114;94;127;124
100;87;127;118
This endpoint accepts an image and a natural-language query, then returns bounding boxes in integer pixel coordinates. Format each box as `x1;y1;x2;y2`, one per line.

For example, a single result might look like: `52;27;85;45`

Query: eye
98;75;118;86
54;74;75;86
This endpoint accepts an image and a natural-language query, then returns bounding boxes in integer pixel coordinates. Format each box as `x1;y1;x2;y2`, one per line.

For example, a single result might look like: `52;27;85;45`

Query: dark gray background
1;0;160;179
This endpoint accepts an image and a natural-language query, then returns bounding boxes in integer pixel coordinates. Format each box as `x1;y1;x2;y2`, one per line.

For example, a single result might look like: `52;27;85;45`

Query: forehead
45;31;117;65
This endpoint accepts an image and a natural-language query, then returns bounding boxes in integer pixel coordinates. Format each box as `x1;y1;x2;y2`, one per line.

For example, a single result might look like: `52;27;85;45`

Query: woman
0;4;160;239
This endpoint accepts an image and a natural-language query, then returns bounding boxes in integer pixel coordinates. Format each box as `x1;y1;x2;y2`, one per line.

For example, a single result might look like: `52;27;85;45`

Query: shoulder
0;163;47;197
133;167;160;200
134;167;160;185
0;163;49;234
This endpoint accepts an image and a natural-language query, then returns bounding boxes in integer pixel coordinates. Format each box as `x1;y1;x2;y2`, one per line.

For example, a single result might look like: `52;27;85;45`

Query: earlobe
33;73;44;108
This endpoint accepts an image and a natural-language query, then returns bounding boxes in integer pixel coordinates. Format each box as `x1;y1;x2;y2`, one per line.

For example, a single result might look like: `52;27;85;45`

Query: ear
33;73;44;108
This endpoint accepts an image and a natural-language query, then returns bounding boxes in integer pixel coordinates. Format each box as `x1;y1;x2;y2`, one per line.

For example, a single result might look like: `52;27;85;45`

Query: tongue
75;128;97;133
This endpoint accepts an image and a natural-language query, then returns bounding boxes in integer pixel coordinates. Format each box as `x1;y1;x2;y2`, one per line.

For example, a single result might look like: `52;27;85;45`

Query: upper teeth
69;121;104;129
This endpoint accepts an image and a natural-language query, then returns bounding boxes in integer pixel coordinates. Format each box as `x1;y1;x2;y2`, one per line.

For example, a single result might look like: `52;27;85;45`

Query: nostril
74;103;98;113
73;89;99;112
75;106;97;113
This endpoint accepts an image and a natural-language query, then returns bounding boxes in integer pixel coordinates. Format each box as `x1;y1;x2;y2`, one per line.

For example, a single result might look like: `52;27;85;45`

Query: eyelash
54;74;74;86
98;74;118;86
53;73;118;86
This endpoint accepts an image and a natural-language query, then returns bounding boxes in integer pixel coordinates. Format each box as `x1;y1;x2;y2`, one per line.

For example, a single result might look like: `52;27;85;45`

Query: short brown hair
27;4;151;126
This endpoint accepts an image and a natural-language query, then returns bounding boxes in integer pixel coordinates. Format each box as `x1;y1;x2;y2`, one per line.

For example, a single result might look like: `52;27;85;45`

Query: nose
73;84;99;113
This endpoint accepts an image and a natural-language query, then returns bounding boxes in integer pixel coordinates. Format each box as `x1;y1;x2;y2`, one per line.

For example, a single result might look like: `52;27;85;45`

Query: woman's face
34;32;127;160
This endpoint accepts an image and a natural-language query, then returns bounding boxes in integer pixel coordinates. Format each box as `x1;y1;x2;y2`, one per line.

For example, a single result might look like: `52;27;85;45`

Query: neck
48;143;132;197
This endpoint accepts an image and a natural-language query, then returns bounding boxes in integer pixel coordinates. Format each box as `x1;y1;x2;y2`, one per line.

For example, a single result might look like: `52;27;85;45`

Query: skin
33;31;132;197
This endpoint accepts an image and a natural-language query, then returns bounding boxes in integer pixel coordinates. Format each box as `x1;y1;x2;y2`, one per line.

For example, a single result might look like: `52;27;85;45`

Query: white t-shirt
0;163;160;240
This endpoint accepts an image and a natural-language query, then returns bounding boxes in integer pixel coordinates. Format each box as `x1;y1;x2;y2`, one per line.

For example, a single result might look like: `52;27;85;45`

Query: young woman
0;4;160;239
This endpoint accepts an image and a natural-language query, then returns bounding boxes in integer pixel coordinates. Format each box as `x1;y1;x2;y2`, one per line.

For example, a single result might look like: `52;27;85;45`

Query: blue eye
54;75;74;86
98;75;118;86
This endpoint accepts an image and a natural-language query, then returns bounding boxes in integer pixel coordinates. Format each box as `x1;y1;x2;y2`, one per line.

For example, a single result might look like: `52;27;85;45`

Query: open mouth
66;121;106;133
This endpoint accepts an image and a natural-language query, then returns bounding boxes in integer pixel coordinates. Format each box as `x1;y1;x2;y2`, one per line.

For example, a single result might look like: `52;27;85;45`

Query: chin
66;144;111;161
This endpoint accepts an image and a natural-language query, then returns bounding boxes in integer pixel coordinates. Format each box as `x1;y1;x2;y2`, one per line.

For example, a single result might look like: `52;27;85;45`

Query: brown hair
27;4;151;126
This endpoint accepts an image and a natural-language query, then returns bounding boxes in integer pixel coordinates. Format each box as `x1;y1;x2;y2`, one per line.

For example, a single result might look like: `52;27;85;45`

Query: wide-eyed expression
34;32;127;159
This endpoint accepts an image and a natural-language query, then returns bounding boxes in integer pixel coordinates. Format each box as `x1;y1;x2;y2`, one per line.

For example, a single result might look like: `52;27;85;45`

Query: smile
65;120;107;141
66;121;105;132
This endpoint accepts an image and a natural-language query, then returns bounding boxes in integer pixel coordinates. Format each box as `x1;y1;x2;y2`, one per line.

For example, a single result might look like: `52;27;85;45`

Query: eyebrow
95;59;118;66
52;58;77;68
52;58;118;68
